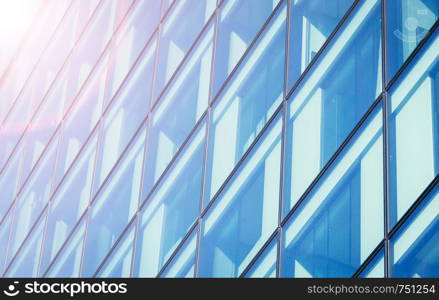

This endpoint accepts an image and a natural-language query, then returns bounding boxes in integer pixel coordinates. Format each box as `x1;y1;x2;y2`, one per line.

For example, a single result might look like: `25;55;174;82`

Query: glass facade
0;0;437;278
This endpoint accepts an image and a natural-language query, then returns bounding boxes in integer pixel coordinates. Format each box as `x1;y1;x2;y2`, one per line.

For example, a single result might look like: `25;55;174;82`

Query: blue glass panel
4;211;46;277
288;0;354;88
388;31;439;227
154;0;216;98
82;131;145;276
97;221;136;278
160;228;198;278
212;0;281;96
104;0;160;108
359;249;385;278
143;26;213;196
39;135;97;273
44;219;86;277
244;237;277;278
391;185;438;278
282;106;384;278
204;5;286;202
5;138;57;267
94;38;156;187
386;0;438;82
199;115;282;278
284;0;382;214
134;124;205;277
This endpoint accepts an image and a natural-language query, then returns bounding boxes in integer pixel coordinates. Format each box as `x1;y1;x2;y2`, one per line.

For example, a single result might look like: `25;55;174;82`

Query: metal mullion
352;241;386;278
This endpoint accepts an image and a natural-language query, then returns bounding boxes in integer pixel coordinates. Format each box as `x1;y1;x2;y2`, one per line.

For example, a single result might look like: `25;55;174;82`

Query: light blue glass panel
104;0;160;107
386;0;438;82
95;38;156;187
82;131;145;276
97;221;136;278
244;238;277;278
0;145;24;219
134;124;205;277
391;185;438;278
288;0;354;88
53;57;108;186
143;26;213;196
153;0;216;98
199;116;282;278
39;135;97;274
283;0;382;214
212;0;281;96
282;106;384;278
359;249;385;278
4;211;46;278
44;220;86;277
204;6;286;202
6;138;58;267
160;228;198;278
388;31;439;227
0;212;13;274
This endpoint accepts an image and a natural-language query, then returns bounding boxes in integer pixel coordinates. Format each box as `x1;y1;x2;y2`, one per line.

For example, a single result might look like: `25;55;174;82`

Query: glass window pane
104;0;160;104
244;237;277;278
6;139;58;267
204;5;286;202
0;145;24;219
143;26;213;196
288;0;354;88
359;249;385;278
160;228;198;278
386;0;438;82
95;38;156;187
4;211;46;277
284;0;382;214
212;0;281;96
97;221;136;278
54;54;109;186
391;185;438;278
134;124;205;277
154;0;216;98
44;220;86;277
199;115;282;278
40;135;97;273
282;106;384;278
82;131;145;276
389;31;439;227
0;213;13;275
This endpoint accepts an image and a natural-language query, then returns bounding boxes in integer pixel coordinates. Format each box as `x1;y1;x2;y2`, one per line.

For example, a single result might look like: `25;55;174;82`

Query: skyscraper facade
0;0;437;278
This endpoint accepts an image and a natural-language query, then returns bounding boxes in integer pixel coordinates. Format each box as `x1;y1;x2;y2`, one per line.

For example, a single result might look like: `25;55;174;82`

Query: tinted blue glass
82;131;145;276
153;0;216;98
282;106;384;278
212;0;280;96
95;39;156;187
388;31;439;227
391;185;438;278
44;220;86;277
143;26;213;196
244;237;277;278
134;124;205;277
39;135;97;273
288;0;354;88
386;0;438;82
204;5;286;202
4;211;46;277
97;221;136;278
359;249;384;278
160;228;198;278
283;0;382;214
199;116;282;278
